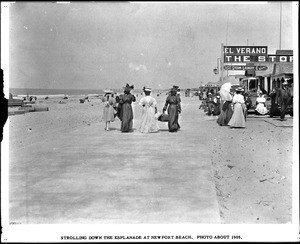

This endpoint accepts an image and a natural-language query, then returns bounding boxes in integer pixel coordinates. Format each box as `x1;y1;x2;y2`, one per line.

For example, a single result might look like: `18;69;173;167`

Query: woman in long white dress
255;92;268;115
228;87;246;128
139;87;159;133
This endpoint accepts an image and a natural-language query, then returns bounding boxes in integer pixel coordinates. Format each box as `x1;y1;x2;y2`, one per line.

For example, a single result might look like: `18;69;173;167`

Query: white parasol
220;82;232;101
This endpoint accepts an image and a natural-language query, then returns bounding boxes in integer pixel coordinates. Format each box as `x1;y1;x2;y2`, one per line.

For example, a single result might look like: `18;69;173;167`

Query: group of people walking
102;84;182;133
216;87;246;128
103;80;292;133
213;79;293;128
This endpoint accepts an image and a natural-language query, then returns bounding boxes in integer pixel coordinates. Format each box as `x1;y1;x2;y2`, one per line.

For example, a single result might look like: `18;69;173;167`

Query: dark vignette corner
1;68;8;143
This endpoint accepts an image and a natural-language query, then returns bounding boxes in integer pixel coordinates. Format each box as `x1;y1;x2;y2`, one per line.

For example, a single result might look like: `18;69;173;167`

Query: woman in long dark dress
163;87;181;132
217;93;233;126
118;84;136;132
269;88;281;117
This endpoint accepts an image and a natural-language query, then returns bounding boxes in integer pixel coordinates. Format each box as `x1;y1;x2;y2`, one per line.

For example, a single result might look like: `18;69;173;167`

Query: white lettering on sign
258;56;266;62
234;56;242;62
224;54;293;63
225;56;232;62
268;56;276;62
234;47;268;54
279;56;287;62
244;56;250;61
224;48;234;54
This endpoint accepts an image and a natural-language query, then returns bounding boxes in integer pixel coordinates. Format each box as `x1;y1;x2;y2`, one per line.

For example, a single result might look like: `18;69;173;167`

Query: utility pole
226;13;229;78
279;1;282;50
221;43;224;83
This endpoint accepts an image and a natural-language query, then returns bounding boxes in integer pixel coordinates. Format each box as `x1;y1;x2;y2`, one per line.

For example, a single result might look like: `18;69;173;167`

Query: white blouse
139;96;157;107
232;94;245;104
256;96;266;103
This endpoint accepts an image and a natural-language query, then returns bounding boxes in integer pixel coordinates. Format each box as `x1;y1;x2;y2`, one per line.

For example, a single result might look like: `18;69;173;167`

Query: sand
8;96;104;151
7;94;294;224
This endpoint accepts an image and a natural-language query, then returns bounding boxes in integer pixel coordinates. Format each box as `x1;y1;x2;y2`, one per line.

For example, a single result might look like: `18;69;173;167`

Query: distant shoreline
9;88;105;96
9;88;170;96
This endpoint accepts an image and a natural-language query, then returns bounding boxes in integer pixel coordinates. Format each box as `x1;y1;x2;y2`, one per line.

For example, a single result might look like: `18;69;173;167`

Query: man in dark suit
277;80;292;121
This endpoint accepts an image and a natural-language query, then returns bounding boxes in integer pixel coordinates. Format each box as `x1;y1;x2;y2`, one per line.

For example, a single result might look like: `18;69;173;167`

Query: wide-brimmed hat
123;83;134;90
143;87;151;92
236;87;244;92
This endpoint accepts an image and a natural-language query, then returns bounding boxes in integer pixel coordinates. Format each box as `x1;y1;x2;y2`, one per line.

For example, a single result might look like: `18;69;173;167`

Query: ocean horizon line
9;87;172;96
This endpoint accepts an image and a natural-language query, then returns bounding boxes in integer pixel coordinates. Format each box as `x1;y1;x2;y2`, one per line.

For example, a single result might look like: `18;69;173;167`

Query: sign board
267;55;293;62
224;46;268;63
205;84;220;87
223;65;268;71
224;46;268;55
224;46;293;63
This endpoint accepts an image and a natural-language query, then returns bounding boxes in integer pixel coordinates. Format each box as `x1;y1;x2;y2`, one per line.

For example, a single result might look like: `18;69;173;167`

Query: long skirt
269;103;281;117
228;103;245;128
121;103;134;132
103;105;115;122
255;103;268;115
217;101;233;126
139;107;159;133
167;104;179;132
212;104;221;116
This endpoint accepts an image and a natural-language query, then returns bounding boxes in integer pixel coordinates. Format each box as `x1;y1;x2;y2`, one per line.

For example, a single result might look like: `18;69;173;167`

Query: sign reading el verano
224;46;293;63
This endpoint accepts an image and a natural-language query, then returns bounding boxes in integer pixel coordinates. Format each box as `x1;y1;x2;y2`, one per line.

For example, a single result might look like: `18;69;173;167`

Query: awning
245;70;255;76
271;74;293;81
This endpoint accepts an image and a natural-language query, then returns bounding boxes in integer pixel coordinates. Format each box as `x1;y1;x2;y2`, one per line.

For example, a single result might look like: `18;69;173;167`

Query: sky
5;1;296;90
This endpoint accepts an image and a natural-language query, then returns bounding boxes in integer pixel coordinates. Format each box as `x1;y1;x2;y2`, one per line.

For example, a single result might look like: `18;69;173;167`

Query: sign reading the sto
224;46;293;63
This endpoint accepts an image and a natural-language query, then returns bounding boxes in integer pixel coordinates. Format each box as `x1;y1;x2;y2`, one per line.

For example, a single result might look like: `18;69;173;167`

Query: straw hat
143;87;151;92
236;87;244;92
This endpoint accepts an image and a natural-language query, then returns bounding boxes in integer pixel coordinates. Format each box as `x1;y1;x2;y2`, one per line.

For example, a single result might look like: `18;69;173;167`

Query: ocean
9;88;105;96
9;88;167;96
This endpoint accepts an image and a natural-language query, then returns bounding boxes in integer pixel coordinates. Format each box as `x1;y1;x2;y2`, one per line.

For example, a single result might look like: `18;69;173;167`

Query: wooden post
221;43;224;83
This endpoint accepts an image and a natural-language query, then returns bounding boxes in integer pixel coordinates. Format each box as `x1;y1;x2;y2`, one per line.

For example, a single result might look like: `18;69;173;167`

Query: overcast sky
7;1;295;90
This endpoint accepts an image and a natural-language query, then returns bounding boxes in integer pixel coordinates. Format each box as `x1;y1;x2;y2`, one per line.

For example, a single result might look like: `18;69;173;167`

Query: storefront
271;62;293;89
255;62;275;94
220;46;293;94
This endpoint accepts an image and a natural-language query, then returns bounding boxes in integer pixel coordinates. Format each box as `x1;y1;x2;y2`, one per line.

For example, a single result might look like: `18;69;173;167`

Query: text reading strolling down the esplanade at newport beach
60;234;242;241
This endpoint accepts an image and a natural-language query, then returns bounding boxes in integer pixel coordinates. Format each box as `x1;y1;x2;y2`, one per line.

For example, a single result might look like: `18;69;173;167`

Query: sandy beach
8;95;106;151
7;94;294;224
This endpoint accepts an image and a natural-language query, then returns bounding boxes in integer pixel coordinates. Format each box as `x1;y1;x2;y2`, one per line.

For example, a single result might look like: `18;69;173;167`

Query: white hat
143;87;151;92
282;80;288;85
236;87;244;92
